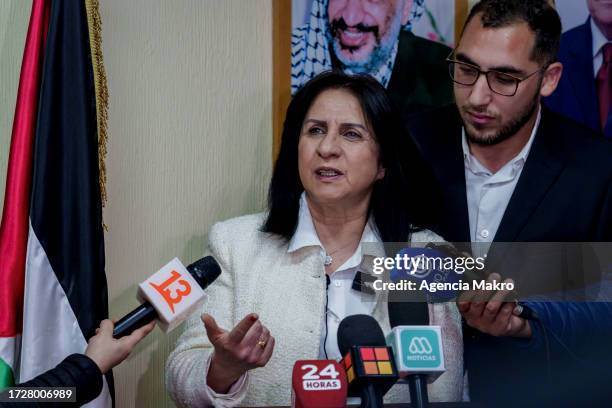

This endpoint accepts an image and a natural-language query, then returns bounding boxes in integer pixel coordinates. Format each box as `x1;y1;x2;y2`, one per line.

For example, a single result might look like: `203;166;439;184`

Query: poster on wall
290;0;459;94
555;0;590;32
544;0;611;138
272;0;469;157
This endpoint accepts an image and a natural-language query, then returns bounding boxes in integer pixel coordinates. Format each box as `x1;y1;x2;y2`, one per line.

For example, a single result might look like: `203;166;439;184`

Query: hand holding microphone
204;313;275;394
422;243;534;338
86;319;156;373
457;272;532;338
17;256;220;406
113;256;221;338
4;318;156;407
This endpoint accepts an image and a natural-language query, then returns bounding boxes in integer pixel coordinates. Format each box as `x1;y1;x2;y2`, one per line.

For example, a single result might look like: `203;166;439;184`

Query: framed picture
272;0;469;160
555;0;590;33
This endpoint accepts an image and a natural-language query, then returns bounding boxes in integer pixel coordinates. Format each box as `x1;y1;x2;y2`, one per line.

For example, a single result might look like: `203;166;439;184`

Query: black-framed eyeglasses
446;55;543;97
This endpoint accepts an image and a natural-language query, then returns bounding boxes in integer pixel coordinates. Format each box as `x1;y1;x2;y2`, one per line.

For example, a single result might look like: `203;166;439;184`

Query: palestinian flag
0;1;112;406
0;0;49;391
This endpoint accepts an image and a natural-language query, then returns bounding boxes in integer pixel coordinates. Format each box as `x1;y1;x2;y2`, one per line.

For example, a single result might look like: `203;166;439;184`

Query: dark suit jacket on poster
386;31;454;118
545;18;612;138
331;31;453;118
408;105;612;406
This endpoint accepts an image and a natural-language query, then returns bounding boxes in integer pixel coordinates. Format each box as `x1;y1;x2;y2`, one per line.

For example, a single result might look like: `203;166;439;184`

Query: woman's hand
203;313;275;393
85;319;156;374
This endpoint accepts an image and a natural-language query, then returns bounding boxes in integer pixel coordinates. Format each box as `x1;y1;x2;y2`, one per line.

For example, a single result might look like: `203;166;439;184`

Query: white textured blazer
166;213;464;407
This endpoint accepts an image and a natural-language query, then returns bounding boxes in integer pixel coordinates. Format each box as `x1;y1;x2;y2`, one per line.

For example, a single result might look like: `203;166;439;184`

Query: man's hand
85;319;156;374
457;273;532;338
203;313;275;393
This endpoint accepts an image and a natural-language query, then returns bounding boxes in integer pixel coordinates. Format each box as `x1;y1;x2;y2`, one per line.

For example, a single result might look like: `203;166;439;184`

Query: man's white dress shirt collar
461;106;541;254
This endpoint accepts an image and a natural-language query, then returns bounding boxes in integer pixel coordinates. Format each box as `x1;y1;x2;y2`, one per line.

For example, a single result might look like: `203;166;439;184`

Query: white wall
1;1;273;406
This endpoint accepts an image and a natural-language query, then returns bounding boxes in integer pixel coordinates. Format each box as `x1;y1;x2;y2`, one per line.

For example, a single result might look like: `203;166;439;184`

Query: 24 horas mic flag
0;1;111;406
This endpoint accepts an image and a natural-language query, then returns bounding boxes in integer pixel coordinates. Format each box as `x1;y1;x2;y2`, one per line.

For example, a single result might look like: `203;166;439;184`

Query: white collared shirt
592;18;612;76
288;193;379;361
462;107;541;256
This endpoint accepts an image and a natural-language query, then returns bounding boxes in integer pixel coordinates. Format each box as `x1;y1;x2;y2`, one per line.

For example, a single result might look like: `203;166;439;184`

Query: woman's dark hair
261;71;440;242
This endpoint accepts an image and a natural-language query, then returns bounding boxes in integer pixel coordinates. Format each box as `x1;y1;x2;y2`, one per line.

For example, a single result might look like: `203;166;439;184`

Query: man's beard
327;11;403;74
462;94;540;146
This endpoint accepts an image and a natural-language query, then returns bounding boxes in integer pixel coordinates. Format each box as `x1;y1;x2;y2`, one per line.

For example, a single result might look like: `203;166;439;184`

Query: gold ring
257;340;266;348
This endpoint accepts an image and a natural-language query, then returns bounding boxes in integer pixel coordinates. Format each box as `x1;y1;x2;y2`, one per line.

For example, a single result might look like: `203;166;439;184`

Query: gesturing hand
203;313;275;393
457;273;532;338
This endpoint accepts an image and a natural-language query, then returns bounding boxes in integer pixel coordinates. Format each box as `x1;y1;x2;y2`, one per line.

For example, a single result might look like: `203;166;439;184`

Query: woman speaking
166;72;464;406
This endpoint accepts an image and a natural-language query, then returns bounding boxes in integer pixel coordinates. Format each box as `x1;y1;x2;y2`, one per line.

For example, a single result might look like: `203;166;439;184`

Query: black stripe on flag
30;0;108;357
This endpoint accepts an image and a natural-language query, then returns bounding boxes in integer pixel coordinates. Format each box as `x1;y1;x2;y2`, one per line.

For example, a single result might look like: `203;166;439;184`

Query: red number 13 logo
150;270;192;313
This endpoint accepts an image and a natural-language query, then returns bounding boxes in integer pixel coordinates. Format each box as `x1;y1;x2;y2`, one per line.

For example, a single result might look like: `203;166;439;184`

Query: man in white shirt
408;0;612;405
545;0;612;137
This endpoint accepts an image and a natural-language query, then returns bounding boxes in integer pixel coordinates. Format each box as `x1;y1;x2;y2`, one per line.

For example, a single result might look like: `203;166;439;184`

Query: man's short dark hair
464;0;562;66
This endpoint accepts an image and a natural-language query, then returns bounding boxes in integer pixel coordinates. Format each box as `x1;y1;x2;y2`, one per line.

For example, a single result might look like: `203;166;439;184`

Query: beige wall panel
0;1;31;215
100;0;272;406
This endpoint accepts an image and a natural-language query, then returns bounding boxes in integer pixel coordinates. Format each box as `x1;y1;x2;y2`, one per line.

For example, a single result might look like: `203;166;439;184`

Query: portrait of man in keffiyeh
291;0;426;93
290;0;454;118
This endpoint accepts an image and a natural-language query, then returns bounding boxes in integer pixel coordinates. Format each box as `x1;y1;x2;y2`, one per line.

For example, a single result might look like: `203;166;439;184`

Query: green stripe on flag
0;357;15;391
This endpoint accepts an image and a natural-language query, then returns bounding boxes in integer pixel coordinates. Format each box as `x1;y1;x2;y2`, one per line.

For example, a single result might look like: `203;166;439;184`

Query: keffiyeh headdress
291;0;425;93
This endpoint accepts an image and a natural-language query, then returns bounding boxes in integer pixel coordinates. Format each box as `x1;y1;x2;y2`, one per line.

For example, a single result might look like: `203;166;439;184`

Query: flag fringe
84;0;109;222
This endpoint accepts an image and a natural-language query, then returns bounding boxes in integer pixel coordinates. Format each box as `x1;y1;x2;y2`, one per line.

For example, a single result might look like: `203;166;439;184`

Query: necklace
324;254;333;266
323;240;359;266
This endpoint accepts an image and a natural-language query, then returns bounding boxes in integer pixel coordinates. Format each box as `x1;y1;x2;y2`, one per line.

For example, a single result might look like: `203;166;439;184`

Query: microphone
388;294;450;408
512;302;539;321
337;315;399;408
291;360;347;408
423;243;540;321
389;246;468;303
113;256;221;338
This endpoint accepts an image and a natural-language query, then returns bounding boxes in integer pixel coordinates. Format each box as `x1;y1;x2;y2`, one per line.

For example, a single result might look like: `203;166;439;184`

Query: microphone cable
323;274;331;360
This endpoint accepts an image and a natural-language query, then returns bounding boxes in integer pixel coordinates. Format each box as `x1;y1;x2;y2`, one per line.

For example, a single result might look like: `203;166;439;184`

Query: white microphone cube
137;258;206;332
386;325;445;382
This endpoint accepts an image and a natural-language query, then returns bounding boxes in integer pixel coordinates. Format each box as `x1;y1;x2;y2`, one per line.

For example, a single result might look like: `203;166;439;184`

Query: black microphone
512;302;539;321
337;315;399;408
112;256;221;338
388;298;430;408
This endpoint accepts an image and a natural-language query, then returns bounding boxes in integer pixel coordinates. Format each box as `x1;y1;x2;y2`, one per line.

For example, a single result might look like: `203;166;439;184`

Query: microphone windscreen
187;256;221;290
337;315;385;356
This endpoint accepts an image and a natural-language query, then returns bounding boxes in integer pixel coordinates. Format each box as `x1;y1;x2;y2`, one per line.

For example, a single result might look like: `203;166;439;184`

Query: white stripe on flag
21;221;111;407
0;336;20;380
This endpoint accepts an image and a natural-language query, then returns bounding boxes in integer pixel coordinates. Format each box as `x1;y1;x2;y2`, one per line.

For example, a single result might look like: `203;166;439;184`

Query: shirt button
480;229;489;238
334;281;342;287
